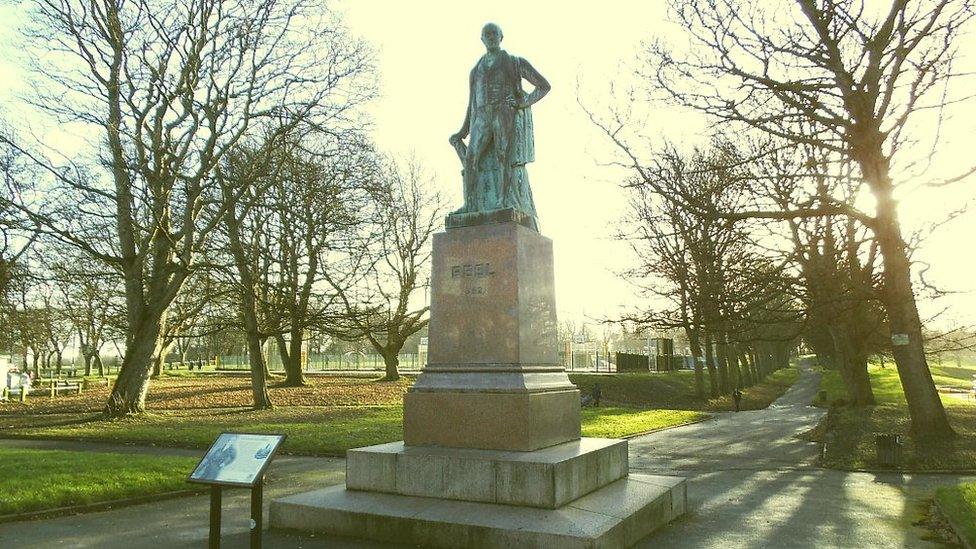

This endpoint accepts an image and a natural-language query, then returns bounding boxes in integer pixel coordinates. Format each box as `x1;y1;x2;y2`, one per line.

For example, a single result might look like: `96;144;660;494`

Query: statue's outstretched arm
518;58;551;108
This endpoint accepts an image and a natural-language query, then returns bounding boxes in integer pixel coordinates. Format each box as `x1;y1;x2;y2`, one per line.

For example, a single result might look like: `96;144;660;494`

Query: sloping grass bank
569;366;799;412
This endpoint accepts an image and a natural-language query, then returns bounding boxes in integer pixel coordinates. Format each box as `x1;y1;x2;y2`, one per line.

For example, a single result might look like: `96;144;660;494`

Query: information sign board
188;433;285;487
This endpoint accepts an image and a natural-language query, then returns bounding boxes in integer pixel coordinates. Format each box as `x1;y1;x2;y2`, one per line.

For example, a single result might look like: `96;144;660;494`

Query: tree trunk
104;317;162;417
246;331;273;409
95;353;104;377
703;332;718;398
715;336;731;394
240;319;271;410
279;329;306;387
877;230;952;435
381;351;400;382
853;140;954;437
829;326;875;406
685;327;706;400
739;350;754;387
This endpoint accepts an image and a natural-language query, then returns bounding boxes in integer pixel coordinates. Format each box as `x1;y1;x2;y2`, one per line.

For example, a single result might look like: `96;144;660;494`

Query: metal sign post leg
209;485;222;549
250;478;263;549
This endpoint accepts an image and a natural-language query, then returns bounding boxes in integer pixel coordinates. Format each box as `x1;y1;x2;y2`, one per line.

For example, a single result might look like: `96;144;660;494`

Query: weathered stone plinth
346;438;628;509
404;221;580;452
445;207;538;231
404;389;580;452
271;472;686;549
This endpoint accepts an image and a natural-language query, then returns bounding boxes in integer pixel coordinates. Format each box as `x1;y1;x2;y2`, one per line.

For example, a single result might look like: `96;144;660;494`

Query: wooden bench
82;378;110;389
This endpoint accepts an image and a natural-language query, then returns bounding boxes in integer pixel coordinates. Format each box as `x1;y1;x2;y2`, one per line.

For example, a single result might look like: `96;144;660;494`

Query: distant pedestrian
732;387;743;412
592;384;602;407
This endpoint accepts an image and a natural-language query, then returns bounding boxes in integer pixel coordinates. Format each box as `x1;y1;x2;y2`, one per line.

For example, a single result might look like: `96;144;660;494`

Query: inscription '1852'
451;263;495;278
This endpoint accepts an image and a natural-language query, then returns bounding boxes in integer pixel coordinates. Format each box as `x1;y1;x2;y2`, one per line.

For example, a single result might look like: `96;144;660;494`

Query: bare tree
6;0;375;416
0;126;38;337
52;258;119;376
214;128;380;396
610;0;974;437
327;157;444;382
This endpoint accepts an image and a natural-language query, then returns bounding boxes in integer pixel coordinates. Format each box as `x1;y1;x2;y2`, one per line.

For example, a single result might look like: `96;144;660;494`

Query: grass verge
1;405;706;456
936;481;976;548
805;365;976;471
581;407;707;438
0;447;197;516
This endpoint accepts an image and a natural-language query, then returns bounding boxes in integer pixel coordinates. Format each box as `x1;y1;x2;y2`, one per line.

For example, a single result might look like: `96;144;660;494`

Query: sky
1;0;975;329
334;0;976;328
333;0;705;325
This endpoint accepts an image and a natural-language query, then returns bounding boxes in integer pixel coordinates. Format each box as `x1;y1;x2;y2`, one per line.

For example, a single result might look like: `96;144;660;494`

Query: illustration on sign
189;433;285;486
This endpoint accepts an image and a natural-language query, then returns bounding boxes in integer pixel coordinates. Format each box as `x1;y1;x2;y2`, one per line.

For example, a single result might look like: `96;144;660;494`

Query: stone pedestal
270;217;687;547
404;220;580;451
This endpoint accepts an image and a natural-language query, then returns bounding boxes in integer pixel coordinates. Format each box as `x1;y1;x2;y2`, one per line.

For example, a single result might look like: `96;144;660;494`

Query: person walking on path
732;387;743;412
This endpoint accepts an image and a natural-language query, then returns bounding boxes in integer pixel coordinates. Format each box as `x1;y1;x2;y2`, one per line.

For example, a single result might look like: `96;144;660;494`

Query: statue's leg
493;108;517;209
464;113;492;212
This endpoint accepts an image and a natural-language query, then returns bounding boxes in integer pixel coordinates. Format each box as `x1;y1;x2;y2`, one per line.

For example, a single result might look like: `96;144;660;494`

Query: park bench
3;380;81;402
82;378;110;389
38;368;80;379
39;379;82;397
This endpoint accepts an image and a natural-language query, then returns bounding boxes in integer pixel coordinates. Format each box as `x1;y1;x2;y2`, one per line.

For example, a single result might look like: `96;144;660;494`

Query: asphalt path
632;364;973;548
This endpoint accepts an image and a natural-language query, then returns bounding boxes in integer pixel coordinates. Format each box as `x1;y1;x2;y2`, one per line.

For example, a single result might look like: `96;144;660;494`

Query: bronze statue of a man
449;23;550;221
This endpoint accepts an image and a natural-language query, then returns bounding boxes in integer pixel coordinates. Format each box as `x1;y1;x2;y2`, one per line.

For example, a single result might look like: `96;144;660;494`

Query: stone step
270;472;687;549
347;438;628;509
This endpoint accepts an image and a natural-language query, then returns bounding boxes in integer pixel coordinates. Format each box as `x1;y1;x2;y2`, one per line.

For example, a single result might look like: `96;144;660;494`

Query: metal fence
209;353;424;372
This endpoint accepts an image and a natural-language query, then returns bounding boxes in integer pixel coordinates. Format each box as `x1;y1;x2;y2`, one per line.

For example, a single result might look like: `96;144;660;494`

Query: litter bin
875;433;903;467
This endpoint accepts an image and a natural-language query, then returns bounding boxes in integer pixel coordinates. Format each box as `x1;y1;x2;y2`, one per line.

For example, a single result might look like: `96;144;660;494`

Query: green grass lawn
3;367;798;455
816;364;976;406
581;407;706;438
0;447;198;516
936;481;976;547
808;364;976;470
2;366;801;458
1;405;708;456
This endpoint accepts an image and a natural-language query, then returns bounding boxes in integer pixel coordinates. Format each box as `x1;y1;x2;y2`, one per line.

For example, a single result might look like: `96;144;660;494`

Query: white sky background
1;0;975;329
337;0;976;328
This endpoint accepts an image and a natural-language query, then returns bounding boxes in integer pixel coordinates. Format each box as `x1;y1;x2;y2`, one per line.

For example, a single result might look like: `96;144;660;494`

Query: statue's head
481;23;503;50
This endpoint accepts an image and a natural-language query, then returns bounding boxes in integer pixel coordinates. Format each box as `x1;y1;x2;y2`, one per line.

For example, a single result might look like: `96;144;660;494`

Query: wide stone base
346;438;628;509
270;473;686;549
404;388;580;451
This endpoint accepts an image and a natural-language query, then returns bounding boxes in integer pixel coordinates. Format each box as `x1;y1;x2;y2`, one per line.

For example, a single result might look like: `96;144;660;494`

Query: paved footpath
1;366;971;548
633;365;973;548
